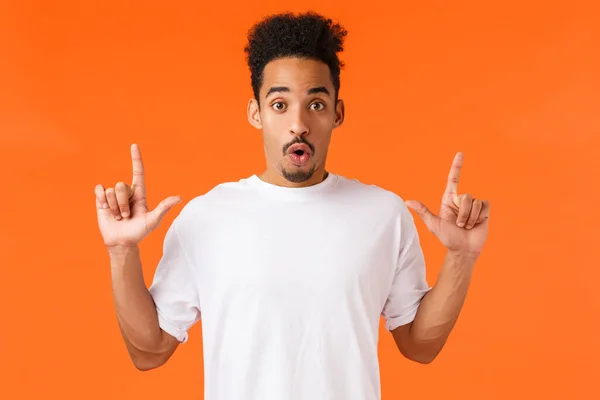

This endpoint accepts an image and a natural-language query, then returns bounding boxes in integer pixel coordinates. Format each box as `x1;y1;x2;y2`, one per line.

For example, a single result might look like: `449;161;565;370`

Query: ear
333;98;345;128
247;98;262;129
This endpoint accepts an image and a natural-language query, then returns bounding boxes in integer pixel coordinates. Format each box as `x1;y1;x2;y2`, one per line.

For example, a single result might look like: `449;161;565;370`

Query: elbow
404;350;440;364
399;341;445;365
133;362;161;371
126;331;177;371
392;321;447;366
133;361;154;371
131;355;165;371
128;348;168;371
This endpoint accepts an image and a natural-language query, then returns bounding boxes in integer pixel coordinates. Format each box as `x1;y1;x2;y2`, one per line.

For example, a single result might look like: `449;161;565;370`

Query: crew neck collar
246;172;338;201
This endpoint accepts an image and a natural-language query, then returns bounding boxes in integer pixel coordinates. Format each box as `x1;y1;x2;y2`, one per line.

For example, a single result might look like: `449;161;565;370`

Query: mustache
282;136;315;155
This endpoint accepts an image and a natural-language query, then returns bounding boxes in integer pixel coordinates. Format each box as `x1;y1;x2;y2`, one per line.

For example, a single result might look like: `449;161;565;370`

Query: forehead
261;57;333;95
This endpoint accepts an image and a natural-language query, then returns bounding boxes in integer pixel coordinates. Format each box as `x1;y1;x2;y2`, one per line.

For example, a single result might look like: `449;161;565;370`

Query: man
95;11;490;400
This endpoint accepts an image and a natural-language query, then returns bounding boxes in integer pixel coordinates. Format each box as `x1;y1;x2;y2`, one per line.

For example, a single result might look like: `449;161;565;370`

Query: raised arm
95;144;183;370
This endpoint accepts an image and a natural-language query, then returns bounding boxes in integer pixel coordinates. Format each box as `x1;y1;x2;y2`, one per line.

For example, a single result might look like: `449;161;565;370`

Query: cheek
261;113;283;135
261;114;289;142
317;112;336;130
261;127;285;155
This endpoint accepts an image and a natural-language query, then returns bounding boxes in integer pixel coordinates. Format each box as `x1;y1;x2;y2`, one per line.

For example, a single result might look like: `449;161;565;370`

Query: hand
95;144;182;250
405;152;490;256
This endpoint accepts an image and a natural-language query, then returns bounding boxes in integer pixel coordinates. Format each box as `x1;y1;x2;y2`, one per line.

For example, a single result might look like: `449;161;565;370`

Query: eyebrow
308;86;330;96
265;86;330;98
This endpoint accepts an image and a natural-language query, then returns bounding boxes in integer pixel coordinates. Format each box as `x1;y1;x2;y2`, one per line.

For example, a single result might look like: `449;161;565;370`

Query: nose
288;108;310;136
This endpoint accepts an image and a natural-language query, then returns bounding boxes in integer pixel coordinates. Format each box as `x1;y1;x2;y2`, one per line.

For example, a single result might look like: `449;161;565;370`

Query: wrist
107;244;140;259
447;248;479;259
446;250;479;269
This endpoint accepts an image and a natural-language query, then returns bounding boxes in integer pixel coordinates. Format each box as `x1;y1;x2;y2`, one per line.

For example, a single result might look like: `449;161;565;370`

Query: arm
393;152;490;363
391;250;476;364
95;144;191;371
109;245;180;371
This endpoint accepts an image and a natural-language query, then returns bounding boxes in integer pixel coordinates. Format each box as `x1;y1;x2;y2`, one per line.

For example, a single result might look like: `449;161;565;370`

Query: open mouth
287;144;312;165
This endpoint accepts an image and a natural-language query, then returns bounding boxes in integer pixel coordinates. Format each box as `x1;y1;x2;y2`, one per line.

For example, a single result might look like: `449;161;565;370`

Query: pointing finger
444;152;464;201
131;144;146;196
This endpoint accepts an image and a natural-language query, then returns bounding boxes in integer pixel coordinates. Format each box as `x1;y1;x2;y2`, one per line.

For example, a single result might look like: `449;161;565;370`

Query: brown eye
310;102;325;111
272;102;287;111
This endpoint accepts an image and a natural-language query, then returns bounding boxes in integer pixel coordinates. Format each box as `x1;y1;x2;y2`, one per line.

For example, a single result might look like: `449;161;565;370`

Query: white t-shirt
148;172;431;400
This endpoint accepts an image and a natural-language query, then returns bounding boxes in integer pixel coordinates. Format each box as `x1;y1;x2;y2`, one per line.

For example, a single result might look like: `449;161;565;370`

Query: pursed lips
287;143;312;156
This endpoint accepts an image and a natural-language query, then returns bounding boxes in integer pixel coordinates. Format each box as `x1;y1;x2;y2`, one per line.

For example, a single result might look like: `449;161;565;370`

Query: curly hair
244;11;348;105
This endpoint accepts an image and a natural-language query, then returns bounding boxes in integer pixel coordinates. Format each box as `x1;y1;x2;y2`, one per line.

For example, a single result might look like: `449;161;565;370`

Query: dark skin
100;56;488;370
247;56;444;363
250;57;491;364
247;57;345;188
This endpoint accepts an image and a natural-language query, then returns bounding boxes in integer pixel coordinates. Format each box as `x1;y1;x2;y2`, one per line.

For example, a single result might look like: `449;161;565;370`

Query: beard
281;164;316;183
280;136;317;183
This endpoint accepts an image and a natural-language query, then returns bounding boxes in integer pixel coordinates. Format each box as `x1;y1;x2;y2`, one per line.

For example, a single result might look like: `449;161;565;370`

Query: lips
287;143;312;156
287;143;312;165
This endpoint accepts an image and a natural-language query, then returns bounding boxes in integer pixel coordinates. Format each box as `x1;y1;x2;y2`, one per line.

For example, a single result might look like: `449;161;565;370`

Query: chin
282;164;316;183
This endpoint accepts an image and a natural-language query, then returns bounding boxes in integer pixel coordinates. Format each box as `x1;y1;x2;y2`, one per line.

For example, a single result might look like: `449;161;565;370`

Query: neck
258;166;329;188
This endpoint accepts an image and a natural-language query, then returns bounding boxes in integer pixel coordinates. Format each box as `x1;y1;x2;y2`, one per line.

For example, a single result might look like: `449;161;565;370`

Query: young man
95;11;490;400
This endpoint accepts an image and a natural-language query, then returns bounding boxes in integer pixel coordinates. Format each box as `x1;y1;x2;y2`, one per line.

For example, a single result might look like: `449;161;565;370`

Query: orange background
1;1;599;399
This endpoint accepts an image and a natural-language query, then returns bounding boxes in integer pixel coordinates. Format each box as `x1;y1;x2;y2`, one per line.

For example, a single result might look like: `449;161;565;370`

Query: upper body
95;10;490;400
149;171;431;399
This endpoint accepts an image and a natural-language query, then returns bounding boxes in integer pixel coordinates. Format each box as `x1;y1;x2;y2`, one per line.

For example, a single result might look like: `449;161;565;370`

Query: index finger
444;151;464;197
131;143;145;190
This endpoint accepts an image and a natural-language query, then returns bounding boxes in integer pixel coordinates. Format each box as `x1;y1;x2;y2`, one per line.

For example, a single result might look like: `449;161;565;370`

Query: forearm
410;251;477;350
109;246;167;355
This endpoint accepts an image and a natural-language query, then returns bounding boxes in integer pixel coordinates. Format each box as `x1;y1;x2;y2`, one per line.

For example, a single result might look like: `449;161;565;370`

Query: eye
310;102;325;111
272;101;287;111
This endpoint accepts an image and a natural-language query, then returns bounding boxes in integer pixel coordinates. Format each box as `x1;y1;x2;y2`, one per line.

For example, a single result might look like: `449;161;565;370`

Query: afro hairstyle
244;11;348;105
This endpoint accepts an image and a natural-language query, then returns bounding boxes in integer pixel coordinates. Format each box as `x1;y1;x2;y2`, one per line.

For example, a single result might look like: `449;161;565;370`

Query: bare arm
109;245;180;370
396;152;490;363
392;250;475;364
95;144;183;371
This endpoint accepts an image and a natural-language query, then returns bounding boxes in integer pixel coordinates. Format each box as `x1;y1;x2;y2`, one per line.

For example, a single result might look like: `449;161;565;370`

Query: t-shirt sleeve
148;218;201;343
381;201;432;331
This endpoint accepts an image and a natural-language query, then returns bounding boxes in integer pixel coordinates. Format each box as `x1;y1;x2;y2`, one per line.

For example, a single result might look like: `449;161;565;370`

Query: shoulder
170;176;255;229
334;174;410;216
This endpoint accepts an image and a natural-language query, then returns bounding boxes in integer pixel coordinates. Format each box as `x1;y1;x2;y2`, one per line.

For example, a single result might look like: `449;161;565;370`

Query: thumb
146;196;182;230
405;200;439;233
